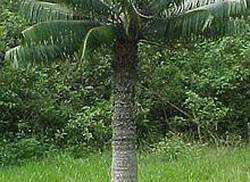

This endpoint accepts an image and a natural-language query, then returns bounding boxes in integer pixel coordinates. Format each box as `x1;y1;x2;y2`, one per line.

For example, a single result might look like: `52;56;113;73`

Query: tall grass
0;146;249;182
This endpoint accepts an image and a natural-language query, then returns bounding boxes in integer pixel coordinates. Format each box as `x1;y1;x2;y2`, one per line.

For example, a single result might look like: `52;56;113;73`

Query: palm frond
221;17;250;34
20;0;74;23
5;44;74;67
5;20;100;64
63;0;111;14
171;0;248;18
150;0;248;17
80;25;118;60
21;20;99;45
145;10;213;40
148;0;185;13
145;0;249;41
164;0;248;18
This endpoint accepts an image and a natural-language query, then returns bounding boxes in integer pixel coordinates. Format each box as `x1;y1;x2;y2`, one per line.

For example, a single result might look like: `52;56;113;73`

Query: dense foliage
0;0;249;164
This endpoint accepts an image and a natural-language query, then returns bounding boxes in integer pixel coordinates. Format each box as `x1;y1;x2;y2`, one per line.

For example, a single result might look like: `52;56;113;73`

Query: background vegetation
0;0;249;166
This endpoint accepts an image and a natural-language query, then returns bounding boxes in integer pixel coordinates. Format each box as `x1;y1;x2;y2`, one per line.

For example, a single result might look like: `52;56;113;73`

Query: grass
0;146;250;182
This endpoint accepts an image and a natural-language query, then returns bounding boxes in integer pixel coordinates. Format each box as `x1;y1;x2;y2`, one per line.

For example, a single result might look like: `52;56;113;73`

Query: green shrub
183;91;229;142
151;133;201;161
0;138;51;166
63;101;112;149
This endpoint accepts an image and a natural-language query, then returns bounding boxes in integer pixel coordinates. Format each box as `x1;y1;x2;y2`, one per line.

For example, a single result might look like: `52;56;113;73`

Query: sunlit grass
0;146;250;182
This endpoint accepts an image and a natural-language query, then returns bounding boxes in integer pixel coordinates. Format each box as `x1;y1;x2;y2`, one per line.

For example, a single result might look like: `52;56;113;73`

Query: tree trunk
197;124;202;142
111;38;138;182
247;122;250;143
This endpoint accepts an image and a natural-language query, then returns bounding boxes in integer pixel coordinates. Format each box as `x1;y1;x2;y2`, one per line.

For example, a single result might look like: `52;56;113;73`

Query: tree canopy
5;0;250;64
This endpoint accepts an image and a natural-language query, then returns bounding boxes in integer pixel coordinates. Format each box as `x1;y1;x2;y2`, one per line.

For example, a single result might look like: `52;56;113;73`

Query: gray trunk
247;122;250;143
111;38;138;182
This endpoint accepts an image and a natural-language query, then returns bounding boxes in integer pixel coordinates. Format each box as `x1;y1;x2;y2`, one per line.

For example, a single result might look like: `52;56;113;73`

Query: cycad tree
6;0;250;181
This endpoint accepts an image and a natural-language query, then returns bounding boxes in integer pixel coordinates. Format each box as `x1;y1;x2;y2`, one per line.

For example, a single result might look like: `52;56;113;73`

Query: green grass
0;147;250;182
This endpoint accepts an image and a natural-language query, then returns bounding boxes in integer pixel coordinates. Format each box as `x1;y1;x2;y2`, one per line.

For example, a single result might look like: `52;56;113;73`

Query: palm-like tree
6;0;249;181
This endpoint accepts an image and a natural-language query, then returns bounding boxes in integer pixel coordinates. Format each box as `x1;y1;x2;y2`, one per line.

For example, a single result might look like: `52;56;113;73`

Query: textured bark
111;38;138;182
248;122;250;143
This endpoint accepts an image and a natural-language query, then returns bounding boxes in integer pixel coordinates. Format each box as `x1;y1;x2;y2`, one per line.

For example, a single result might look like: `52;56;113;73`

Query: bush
183;91;229;142
151;133;201;161
63;101;112;149
0;138;51;166
139;37;250;141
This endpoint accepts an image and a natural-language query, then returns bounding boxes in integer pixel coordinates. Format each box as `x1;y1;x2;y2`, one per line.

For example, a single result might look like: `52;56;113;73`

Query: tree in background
5;0;250;181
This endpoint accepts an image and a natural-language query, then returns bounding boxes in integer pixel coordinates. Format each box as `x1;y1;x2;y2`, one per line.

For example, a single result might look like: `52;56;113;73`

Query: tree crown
5;0;250;64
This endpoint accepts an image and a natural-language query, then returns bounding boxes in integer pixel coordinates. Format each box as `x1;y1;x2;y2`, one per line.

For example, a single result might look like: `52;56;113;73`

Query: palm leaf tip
5;46;20;68
5;43;75;67
20;0;74;23
64;0;111;14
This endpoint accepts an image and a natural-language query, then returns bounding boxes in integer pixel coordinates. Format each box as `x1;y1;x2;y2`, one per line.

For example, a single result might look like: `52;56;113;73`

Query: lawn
0;146;249;182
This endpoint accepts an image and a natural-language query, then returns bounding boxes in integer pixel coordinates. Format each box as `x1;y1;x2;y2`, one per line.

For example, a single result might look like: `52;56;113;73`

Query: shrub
151;133;201;161
0;138;51;166
63;101;112;149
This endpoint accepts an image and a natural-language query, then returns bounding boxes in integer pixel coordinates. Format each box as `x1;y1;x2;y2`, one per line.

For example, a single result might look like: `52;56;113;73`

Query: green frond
150;0;248;17
145;10;213;41
80;25;118;60
148;0;184;13
145;0;249;42
5;20;100;65
21;20;99;46
5;44;74;67
171;0;248;18
20;0;74;23
222;17;250;34
63;0;111;14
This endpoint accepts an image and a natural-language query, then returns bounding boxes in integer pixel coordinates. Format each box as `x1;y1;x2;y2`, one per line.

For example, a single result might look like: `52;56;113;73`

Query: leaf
145;0;250;41
149;0;185;13
63;0;111;14
5;20;100;65
166;0;249;19
20;0;74;23
80;25;117;60
5;44;68;68
21;20;99;46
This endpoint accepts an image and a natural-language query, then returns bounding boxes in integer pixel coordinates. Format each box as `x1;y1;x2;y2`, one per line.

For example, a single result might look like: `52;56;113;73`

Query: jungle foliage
0;0;249;165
